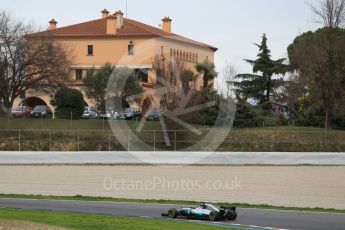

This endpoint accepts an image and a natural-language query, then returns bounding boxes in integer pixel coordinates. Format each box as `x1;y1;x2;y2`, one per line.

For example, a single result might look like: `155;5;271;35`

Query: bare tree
310;0;345;28
0;11;72;116
287;0;345;128
153;55;186;118
308;0;345;128
222;61;237;98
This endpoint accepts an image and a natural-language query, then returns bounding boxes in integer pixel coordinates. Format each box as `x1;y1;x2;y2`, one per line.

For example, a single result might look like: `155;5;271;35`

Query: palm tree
180;70;196;93
195;60;218;89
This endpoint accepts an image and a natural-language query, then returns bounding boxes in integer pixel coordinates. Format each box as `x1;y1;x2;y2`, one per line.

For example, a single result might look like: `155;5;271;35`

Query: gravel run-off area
0;165;344;209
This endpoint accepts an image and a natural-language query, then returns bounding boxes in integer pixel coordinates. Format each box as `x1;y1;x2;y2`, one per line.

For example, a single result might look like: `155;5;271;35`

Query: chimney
161;17;172;33
49;19;57;30
106;15;117;35
101;9;109;19
114;10;124;29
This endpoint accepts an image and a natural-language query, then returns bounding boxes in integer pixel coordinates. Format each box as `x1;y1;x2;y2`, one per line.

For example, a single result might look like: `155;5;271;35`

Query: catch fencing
0;129;345;152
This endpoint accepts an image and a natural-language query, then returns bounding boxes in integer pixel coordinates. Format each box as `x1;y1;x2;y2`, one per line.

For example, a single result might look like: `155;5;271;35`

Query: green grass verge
0;209;233;230
1;194;344;214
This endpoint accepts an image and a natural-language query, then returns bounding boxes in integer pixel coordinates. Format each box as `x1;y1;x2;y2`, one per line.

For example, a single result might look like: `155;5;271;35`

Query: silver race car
162;203;237;221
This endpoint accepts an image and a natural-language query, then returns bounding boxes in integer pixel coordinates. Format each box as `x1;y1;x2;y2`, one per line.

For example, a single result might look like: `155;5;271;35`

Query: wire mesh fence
0;129;345;152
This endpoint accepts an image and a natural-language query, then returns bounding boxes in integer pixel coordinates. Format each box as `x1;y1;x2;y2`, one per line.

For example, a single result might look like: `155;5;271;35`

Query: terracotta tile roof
27;17;217;51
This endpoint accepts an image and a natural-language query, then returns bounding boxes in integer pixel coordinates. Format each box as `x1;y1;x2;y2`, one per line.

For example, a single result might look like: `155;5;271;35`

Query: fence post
174;130;177;151
298;132;300;145
70;111;73;130
18;130;21;151
77;130;80;152
324;129;327;146
40;114;43;129
49;130;52;152
319;132;322;146
153;130;156;152
128;130;131;151
7;116;10;129
324;112;328;146
108;130;111;152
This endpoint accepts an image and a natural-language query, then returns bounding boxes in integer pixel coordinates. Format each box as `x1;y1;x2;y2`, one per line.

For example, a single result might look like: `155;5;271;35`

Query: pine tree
233;34;286;110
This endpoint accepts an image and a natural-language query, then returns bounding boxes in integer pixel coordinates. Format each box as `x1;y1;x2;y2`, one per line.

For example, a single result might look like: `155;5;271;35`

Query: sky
1;0;320;77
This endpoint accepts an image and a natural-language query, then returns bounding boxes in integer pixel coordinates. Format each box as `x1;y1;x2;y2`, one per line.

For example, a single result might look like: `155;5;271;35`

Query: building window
128;41;134;55
135;69;148;83
161;46;164;57
76;69;83;81
87;45;93;55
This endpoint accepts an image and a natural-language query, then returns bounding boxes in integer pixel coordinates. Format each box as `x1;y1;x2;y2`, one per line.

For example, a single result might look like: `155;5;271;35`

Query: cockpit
199;203;219;212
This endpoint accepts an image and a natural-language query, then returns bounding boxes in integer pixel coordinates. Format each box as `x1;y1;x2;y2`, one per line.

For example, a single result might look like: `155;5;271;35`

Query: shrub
233;100;287;128
52;88;85;119
188;89;229;126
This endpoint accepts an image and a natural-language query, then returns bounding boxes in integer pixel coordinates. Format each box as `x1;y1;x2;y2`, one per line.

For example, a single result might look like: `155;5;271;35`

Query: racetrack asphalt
0;199;344;230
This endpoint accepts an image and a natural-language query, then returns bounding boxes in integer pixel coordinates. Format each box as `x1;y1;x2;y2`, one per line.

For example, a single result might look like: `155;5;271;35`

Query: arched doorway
20;97;47;109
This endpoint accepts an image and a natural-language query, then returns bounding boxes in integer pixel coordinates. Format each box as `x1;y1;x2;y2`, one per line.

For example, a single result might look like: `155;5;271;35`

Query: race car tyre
227;211;238;220
209;211;218;221
168;208;178;218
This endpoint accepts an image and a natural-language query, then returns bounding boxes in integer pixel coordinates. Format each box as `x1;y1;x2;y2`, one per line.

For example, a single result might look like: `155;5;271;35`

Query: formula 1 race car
162;203;237;221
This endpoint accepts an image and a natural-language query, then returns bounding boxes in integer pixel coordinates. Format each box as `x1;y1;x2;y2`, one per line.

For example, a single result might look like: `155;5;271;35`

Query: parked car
145;109;161;121
97;110;120;120
31;105;53;118
11;106;32;118
118;108;142;120
98;112;111;119
104;107;119;120
113;111;119;120
82;107;98;119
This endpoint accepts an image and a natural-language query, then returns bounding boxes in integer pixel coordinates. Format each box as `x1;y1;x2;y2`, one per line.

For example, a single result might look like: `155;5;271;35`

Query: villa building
16;9;217;113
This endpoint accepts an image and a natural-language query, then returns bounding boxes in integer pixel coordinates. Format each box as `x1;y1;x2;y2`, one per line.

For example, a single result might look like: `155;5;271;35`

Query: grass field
0;117;331;131
0;208;233;230
1;194;345;214
0;117;344;151
0;117;158;130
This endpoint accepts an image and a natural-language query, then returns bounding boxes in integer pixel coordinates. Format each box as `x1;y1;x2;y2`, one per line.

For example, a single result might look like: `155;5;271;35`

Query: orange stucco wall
62;36;215;90
17;34;215;112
